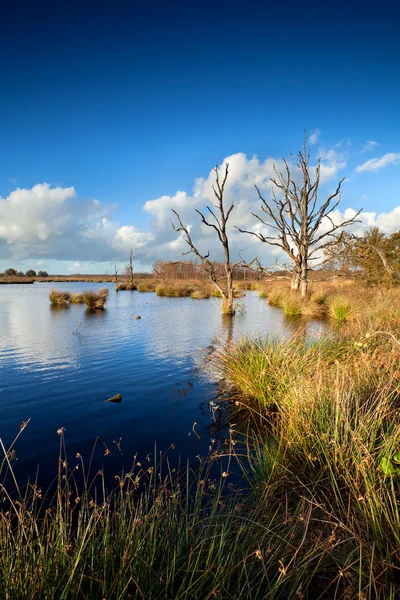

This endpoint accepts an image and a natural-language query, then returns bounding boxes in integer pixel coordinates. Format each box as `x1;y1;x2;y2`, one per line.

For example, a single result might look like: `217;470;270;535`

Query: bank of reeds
261;283;400;325
49;289;70;305
209;320;400;597
1;425;367;600
3;319;400;597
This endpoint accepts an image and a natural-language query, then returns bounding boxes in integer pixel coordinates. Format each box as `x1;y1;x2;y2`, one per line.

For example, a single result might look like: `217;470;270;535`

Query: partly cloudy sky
1;136;400;274
1;1;399;274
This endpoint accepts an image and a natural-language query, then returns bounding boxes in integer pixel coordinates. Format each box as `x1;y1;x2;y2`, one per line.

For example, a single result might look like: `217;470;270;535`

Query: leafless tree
114;262;119;289
125;249;135;287
237;135;362;297
171;164;240;314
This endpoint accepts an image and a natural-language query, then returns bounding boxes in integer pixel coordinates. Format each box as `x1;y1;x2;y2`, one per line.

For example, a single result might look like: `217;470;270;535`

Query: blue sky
1;0;400;273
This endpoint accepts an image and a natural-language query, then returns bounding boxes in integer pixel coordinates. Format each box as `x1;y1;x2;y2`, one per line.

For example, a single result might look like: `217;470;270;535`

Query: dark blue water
0;283;322;488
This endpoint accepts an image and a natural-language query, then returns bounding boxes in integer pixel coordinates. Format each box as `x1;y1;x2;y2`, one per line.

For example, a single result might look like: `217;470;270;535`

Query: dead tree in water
171;164;240;315
114;262;119;290
126;249;135;288
238;134;362;297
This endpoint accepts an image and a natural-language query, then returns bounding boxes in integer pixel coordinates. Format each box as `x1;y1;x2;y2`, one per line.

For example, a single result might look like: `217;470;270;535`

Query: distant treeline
152;259;263;281
1;268;48;278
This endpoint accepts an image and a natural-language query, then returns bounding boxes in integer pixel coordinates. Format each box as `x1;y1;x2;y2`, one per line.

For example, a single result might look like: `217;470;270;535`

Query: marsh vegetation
3;280;400;598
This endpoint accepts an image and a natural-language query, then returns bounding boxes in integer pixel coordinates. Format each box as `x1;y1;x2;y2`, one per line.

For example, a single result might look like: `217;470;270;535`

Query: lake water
0;283;321;488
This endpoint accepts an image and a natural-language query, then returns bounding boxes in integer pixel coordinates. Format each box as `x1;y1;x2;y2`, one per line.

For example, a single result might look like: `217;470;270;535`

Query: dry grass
82;287;109;309
116;282;137;291
137;280;158;292
69;292;85;303
190;289;211;299
209;319;400;596
156;281;198;297
49;289;70;305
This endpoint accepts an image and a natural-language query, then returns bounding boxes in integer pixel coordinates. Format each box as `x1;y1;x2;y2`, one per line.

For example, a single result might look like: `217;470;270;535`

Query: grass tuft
82;287;109;309
49;289;70;305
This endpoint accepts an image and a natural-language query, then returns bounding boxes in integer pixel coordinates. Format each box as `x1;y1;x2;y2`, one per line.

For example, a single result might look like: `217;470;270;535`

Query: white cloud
309;129;321;145
328;206;400;236
2;143;398;273
355;152;400;173
360;140;378;153
318;149;347;183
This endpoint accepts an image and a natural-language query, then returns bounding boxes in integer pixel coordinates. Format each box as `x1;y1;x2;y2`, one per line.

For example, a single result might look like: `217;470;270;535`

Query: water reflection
0;283;323;488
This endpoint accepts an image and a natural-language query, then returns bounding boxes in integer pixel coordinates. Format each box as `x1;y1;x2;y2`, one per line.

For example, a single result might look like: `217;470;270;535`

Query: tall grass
209;322;400;597
0;429;343;600
280;291;304;317
267;288;284;308
327;294;355;322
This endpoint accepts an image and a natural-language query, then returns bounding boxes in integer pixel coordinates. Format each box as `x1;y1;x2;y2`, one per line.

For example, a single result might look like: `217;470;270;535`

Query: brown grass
69;292;85;303
49;289;70;305
82;288;109;309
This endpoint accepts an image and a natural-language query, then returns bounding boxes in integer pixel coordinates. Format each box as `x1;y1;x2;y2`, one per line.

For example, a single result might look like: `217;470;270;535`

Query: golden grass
69;292;85;303
82;288;109;309
137;280;158;292
49;289;70;305
190;289;211;299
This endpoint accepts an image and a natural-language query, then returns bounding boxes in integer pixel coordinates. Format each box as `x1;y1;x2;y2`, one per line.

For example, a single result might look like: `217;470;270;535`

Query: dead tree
171;164;240;315
126;249;135;287
238;135;362;297
114;262;119;289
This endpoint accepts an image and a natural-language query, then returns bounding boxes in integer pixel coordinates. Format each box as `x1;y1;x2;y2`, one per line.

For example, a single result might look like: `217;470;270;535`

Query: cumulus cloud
360;140;378;153
1;143;397;273
309;129;321;144
355;152;400;173
0;183;147;264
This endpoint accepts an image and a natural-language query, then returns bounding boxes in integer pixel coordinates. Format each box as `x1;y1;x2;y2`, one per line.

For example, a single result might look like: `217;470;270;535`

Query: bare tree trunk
222;270;235;315
114;263;119;291
300;262;308;297
172;164;240;316
291;271;300;290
